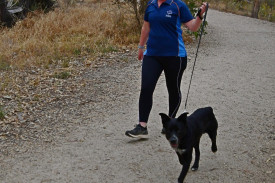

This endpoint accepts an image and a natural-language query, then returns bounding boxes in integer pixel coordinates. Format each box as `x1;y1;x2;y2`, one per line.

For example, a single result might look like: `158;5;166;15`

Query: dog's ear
177;112;189;123
159;113;170;128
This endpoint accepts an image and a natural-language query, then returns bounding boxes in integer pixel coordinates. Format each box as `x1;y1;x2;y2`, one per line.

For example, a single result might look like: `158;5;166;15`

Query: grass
208;0;275;22
0;2;140;69
53;71;71;79
0;75;12;92
1;0;272;70
0;57;11;70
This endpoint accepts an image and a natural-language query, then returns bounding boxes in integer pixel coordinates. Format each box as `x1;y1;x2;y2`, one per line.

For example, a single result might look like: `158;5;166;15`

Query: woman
125;0;208;138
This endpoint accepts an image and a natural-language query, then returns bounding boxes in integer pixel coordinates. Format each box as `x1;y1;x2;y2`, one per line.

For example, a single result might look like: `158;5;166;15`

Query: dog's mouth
169;135;179;149
170;143;178;148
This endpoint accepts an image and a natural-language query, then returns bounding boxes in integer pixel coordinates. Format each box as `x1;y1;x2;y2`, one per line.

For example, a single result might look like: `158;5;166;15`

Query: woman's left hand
199;2;208;16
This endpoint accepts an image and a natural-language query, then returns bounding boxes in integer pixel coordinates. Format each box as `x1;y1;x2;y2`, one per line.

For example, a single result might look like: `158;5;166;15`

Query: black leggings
139;56;187;122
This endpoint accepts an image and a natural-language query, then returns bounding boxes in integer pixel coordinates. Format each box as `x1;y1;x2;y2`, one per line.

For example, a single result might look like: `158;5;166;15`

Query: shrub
0;4;139;69
53;71;71;79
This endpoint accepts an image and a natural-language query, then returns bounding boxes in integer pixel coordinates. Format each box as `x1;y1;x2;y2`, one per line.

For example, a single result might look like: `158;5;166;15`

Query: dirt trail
0;10;274;183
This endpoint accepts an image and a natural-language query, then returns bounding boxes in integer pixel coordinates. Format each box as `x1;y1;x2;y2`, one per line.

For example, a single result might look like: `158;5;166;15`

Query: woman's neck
158;0;166;7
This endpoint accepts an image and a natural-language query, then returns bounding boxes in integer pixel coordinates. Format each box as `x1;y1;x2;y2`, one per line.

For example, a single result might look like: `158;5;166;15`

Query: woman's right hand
138;49;144;61
138;21;150;61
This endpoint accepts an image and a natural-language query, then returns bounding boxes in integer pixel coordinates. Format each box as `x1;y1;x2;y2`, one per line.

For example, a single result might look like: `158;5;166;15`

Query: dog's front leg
177;154;192;183
192;140;200;171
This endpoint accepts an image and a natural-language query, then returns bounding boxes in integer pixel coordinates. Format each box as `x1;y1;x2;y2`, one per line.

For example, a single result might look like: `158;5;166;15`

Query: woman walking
125;0;208;138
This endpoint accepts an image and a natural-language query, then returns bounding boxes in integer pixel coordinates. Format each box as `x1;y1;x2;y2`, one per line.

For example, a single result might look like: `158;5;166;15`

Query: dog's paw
191;167;198;171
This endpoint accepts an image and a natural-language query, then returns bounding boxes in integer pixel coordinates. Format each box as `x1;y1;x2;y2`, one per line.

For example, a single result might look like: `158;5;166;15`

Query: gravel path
0;9;274;183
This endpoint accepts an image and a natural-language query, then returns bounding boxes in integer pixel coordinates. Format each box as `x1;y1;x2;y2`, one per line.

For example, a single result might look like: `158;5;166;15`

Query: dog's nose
169;136;178;144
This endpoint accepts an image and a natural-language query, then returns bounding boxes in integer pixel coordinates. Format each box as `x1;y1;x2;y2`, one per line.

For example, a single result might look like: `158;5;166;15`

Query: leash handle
184;3;209;112
203;3;209;22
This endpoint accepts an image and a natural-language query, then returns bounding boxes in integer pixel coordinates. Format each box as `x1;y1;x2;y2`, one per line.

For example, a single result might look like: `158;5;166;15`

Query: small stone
3;96;12;100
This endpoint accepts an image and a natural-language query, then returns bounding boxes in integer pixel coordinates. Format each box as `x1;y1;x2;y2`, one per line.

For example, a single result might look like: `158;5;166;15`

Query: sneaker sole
125;133;148;139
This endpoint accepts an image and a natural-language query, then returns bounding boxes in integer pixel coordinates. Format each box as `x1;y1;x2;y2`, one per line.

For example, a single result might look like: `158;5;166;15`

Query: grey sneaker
125;124;148;138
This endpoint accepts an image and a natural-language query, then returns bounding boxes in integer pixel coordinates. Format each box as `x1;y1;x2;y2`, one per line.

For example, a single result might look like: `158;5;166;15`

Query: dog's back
187;107;218;134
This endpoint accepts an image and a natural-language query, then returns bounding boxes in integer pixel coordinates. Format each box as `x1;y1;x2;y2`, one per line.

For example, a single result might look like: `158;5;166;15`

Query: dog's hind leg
208;129;217;153
191;140;200;171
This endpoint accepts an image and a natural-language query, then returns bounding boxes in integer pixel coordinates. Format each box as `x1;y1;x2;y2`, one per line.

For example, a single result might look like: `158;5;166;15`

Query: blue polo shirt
144;0;193;57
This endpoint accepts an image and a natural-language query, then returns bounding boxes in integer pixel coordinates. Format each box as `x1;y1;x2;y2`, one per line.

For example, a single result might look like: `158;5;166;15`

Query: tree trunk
251;0;262;18
130;0;141;28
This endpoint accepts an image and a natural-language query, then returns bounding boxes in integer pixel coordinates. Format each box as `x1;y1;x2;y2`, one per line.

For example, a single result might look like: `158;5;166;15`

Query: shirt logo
166;10;172;18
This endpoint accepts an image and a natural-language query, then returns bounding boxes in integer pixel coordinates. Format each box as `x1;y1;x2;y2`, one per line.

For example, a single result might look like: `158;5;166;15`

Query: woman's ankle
139;122;147;128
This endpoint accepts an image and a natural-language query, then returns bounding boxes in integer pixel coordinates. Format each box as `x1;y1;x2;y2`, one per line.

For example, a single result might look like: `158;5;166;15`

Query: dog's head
159;112;188;150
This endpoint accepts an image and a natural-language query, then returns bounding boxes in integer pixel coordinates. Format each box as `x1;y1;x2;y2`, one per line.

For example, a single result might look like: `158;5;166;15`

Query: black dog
159;107;218;183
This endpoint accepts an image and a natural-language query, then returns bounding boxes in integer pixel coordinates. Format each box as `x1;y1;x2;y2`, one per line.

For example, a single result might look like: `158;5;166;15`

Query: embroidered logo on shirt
166;10;172;18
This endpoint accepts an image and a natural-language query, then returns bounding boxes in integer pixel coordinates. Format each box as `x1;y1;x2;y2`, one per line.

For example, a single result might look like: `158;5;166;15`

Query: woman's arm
184;2;208;32
138;21;150;60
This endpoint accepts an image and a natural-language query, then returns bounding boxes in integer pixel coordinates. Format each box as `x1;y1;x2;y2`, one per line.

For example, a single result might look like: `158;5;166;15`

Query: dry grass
209;0;252;17
0;2;140;69
208;0;275;22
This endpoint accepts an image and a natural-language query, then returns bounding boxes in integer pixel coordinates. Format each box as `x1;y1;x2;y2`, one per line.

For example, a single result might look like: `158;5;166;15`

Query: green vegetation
53;71;71;79
208;0;275;22
0;57;10;70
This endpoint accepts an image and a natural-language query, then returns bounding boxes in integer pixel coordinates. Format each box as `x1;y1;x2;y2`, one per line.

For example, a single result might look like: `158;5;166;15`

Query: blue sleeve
144;0;154;21
180;2;194;23
144;6;149;21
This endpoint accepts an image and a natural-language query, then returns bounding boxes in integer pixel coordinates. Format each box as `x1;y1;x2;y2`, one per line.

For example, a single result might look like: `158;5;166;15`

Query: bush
116;0;208;40
208;0;275;22
114;0;148;29
53;71;71;79
0;3;140;69
185;0;208;39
